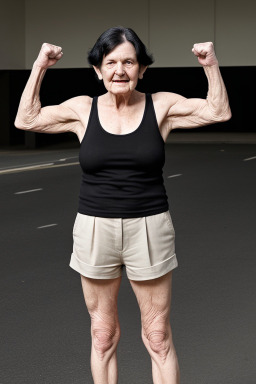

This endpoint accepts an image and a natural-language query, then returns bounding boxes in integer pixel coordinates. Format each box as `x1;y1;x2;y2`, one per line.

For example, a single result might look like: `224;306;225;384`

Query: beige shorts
69;210;178;281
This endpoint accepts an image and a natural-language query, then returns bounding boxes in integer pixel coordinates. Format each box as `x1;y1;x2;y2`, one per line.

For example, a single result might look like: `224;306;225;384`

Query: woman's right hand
34;43;63;69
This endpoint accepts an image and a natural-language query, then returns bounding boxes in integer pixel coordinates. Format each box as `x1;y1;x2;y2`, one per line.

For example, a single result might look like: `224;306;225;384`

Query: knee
142;311;171;362
146;329;168;354
143;328;170;364
91;312;120;360
93;327;120;355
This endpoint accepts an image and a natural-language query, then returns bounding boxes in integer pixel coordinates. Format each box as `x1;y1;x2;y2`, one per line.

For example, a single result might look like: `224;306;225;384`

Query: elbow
14;111;27;130
14;119;30;131
211;106;232;123
208;98;232;123
221;107;232;122
14;117;24;130
14;115;35;131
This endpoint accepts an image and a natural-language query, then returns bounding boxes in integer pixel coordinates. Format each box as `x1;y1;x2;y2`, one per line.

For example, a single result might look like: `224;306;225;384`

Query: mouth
112;80;129;83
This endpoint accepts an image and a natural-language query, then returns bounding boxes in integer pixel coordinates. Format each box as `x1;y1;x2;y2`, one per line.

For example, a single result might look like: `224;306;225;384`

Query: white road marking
0;156;78;171
15;188;43;195
167;174;182;178
0;162;79;175
0;163;54;174
37;224;58;229
0;162;55;171
59;156;77;161
243;156;256;161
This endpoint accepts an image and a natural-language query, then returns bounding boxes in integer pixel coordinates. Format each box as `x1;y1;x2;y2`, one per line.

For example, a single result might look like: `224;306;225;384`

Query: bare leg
81;275;122;384
129;271;180;384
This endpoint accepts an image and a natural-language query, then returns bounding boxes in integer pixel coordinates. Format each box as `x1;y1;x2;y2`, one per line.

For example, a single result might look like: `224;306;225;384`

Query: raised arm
164;42;231;130
14;43;86;138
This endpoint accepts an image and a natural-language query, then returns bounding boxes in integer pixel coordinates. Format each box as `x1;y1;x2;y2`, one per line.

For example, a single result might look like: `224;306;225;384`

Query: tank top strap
146;93;156;119
81;96;98;143
144;93;162;137
88;96;98;129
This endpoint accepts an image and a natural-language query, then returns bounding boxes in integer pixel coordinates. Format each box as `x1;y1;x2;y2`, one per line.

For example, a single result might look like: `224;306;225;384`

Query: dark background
1;66;255;148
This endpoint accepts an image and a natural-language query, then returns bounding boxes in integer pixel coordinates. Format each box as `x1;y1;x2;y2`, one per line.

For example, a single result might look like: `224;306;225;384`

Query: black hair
88;26;154;67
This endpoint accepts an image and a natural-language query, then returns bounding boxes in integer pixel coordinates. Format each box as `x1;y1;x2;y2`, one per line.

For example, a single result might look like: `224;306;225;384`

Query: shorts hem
126;253;178;281
69;252;178;281
69;253;122;280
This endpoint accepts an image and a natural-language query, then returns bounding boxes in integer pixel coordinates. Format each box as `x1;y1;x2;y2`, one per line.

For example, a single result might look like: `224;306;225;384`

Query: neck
105;90;139;109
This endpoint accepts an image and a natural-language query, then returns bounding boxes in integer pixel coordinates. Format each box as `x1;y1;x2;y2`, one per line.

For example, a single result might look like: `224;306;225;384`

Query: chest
80;131;165;175
97;103;145;135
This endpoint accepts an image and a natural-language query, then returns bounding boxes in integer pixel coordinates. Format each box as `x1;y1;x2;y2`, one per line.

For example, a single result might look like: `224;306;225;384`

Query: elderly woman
15;27;231;384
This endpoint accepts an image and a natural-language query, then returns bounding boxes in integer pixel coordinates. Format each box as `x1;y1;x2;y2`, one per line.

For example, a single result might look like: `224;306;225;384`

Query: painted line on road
243;156;256;161
15;188;43;195
167;174;182;178
37;224;58;229
0;163;54;174
0;162;79;175
0;161;54;171
59;156;78;161
0;157;78;171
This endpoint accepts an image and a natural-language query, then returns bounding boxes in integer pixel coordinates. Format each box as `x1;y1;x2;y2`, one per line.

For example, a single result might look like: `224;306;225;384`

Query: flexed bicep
167;97;215;130
163;42;231;131
15;42;67;132
28;101;82;134
14;42;87;138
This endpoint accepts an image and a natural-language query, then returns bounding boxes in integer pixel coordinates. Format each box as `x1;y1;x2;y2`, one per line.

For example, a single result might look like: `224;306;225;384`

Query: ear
93;65;103;80
138;65;148;80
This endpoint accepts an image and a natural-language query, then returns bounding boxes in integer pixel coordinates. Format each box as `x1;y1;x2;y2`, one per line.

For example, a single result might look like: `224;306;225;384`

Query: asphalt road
1;144;256;384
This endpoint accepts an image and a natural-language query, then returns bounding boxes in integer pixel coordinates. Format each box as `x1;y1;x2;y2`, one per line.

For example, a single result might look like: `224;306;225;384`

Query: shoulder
61;96;93;142
61;95;93;113
150;92;188;136
152;92;186;109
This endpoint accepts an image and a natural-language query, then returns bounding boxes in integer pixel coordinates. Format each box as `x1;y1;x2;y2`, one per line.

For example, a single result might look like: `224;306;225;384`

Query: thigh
129;272;173;327
81;275;122;321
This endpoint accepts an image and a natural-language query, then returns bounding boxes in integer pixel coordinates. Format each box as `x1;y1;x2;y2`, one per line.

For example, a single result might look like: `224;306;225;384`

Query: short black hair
88;26;154;67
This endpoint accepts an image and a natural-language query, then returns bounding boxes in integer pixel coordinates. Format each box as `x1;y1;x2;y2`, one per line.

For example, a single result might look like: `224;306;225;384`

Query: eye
125;60;133;66
106;61;115;68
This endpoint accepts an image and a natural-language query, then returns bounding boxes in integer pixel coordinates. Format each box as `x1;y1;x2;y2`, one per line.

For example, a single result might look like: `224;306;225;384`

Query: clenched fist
192;42;218;66
35;43;63;69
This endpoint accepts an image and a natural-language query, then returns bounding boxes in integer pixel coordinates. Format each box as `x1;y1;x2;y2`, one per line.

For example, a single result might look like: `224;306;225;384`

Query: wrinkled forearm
15;63;47;129
203;64;231;121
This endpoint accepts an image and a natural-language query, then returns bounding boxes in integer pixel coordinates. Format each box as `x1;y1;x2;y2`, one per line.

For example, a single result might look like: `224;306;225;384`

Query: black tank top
78;93;169;218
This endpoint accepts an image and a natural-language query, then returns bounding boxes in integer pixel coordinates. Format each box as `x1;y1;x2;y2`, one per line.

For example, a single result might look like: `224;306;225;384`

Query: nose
115;62;125;76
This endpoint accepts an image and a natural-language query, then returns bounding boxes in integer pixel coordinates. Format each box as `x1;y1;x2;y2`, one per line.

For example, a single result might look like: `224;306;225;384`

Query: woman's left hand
192;42;218;66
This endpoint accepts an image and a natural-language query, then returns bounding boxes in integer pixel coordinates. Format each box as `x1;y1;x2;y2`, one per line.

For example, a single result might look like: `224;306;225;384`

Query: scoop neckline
96;94;147;137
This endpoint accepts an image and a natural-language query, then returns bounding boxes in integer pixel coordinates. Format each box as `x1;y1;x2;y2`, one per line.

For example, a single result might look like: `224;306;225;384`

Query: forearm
15;63;47;129
203;64;231;120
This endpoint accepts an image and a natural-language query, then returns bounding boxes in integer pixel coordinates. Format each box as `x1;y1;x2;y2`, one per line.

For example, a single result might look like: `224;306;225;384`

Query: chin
109;89;131;95
110;85;135;94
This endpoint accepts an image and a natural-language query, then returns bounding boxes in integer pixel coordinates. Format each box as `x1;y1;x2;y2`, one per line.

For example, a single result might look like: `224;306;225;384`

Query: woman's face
94;41;147;95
